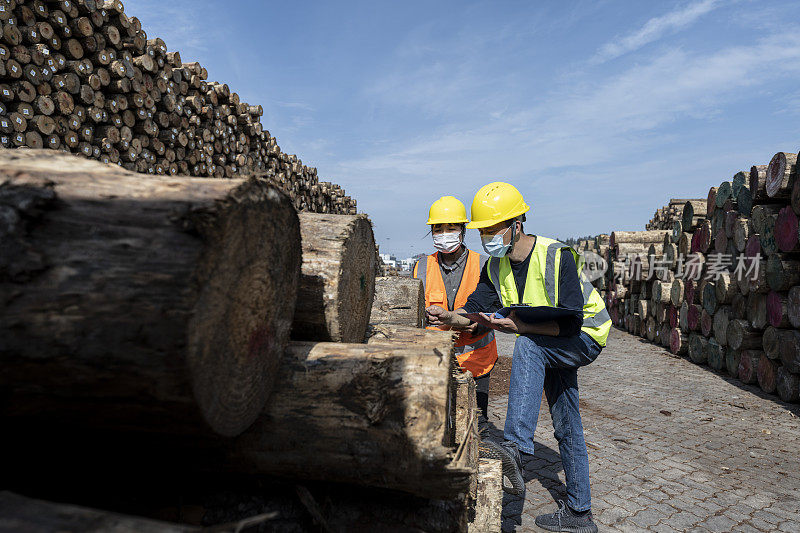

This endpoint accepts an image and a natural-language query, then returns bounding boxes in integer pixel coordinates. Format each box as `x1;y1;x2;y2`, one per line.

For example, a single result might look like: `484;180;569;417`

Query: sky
127;0;800;258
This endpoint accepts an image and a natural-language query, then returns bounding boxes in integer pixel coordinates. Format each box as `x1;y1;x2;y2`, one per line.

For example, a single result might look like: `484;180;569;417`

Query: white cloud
592;0;723;63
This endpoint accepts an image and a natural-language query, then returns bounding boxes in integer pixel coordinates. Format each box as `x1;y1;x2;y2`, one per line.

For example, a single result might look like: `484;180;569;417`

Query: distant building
379;253;398;268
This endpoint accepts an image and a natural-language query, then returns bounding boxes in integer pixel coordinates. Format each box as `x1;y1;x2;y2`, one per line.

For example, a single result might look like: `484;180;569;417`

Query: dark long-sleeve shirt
461;242;583;337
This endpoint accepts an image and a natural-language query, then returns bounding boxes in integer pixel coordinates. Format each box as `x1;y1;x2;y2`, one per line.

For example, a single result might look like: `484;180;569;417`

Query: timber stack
0;0;355;214
0;150;498;530
0;0;500;524
601;146;800;405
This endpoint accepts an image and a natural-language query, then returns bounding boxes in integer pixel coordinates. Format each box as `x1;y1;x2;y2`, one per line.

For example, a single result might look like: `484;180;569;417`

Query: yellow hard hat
466;182;530;229
427;196;469;225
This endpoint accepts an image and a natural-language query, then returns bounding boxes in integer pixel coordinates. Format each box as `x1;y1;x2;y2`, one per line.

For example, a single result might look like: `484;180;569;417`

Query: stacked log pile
0;0;355;214
0;150;496;530
601;148;800;404
645;198;697;230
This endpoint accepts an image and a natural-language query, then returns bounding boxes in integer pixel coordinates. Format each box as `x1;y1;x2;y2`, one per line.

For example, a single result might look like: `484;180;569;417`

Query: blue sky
128;0;800;258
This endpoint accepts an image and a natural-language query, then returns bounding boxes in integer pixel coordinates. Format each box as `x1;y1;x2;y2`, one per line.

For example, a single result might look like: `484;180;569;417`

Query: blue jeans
504;331;601;512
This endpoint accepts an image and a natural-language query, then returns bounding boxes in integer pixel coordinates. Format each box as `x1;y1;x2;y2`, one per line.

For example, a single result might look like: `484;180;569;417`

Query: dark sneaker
534;500;598;533
478;439;525;495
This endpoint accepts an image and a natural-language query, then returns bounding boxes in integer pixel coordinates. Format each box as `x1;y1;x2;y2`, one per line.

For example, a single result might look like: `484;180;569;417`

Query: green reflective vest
486;235;611;347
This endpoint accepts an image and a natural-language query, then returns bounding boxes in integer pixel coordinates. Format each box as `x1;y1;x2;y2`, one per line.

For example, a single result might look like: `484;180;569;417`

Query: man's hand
452;321;480;334
482;311;525;334
426;305;452;327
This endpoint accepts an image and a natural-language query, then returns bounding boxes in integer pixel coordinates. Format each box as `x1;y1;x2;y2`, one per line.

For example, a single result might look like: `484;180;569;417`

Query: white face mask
433;231;463;253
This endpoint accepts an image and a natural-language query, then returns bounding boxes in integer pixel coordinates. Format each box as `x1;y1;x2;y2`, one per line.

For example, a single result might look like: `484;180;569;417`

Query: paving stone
699;514;738;531
488;328;800;532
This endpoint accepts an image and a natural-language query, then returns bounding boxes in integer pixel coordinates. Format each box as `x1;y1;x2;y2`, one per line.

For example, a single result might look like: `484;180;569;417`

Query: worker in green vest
426;182;610;533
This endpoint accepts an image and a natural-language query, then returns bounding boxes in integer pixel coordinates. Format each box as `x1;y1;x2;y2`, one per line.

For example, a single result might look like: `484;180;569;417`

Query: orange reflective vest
413;249;498;377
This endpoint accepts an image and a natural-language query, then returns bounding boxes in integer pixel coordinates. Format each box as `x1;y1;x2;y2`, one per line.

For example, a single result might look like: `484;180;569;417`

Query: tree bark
225;339;475;499
291;213;376;343
609;230;669;248
0;150;300;437
370;276;425;328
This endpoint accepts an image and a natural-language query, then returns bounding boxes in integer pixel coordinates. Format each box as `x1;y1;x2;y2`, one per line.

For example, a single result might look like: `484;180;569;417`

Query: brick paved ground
487;327;800;532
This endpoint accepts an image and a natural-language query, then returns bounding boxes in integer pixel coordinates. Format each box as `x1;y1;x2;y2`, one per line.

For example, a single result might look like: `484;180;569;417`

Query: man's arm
484;251;582;336
426;263;501;327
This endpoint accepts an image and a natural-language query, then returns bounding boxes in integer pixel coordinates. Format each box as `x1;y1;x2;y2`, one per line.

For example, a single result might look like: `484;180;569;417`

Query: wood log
713;306;731;346
716;181;733;208
653;281;672;304
757;354;780;394
687;303;701;331
763;326;787;360
702;282;718;315
787;285;800;328
747;256;769;294
750;164;769;204
0;149;301;437
291;213;376;343
679;231;692;256
748;292;768;330
792;172;800;216
775;206;798;252
725;349;741;377
0;492;195;533
659;321;671;347
469;459;502;533
738;350;762;384
707;186;718;217
714;272;737;304
766;254;800;291
733;217;750;252
701;308;713;337
610;230;669;248
727;318;762;351
766;291;791;328
737;183;753;216
668;303;678;328
777;329;800;374
370;276;424;328
688;333;708;364
766;151;797;199
732;293;747;319
752;204;782;235
707;338;724;371
225;337;475;499
670;327;688;355
776;367;800;403
679;301;689;331
645;316;656;341
759;215;779;256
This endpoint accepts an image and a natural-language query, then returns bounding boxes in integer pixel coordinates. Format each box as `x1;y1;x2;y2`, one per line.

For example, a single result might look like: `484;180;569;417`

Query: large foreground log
370;276;425;327
226;336;474;499
0;151;300;437
291;213;376;343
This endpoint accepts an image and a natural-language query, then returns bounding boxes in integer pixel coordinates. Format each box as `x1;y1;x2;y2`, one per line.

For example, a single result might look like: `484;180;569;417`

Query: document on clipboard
458;305;583;331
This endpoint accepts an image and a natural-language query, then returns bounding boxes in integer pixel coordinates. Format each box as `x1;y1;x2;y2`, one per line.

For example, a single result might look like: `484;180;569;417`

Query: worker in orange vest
413;196;499;421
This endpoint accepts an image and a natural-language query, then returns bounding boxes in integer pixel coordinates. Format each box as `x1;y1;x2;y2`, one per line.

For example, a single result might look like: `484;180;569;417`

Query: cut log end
187;181;302;437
